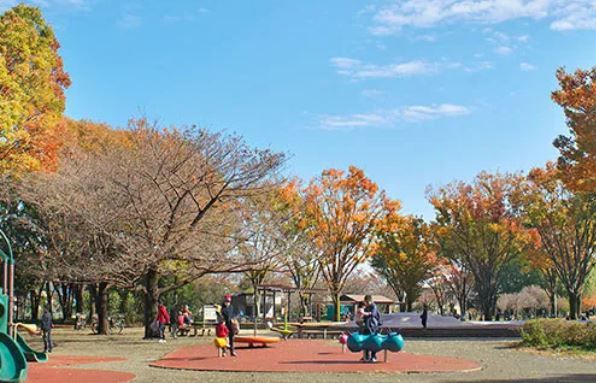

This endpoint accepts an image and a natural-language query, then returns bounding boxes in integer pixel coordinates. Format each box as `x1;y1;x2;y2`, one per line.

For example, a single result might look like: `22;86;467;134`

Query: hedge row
521;319;596;350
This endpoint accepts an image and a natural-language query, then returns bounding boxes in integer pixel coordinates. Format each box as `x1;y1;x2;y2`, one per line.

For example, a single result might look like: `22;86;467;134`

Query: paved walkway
151;339;481;373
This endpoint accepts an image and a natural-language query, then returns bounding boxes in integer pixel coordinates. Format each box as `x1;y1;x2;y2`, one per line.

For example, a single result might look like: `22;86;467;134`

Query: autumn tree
551;67;595;193
288;167;392;321
0;5;71;175
274;182;320;317
71;119;284;337
441;261;473;319
429;173;532;320
372;216;437;312
238;192;285;318
513;164;594;319
524;240;560;316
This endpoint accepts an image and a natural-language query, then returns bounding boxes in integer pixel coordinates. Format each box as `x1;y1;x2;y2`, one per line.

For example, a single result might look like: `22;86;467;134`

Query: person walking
421;304;429;329
40;307;53;353
221;294;237;356
362;295;381;363
156;300;170;343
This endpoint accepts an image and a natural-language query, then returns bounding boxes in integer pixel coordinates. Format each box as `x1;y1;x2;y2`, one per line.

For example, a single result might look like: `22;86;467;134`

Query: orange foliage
551;67;596;193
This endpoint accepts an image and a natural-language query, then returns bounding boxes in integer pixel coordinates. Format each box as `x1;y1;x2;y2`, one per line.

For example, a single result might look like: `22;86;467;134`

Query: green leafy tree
0;5;71;175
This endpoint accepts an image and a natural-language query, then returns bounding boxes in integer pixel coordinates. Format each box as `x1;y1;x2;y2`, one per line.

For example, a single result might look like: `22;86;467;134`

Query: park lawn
21;327;596;383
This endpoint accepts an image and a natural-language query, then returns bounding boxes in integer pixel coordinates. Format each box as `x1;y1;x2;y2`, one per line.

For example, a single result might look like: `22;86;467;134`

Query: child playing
215;313;229;357
355;302;367;329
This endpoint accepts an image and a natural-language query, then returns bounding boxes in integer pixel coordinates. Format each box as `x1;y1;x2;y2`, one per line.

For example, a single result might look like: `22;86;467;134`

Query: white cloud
494;45;513;55
401;104;471;121
163;7;209;23
320;113;394;130
330;57;492;79
118;13;142;29
370;1;596;33
361;89;386;98
319;104;471;130
330;57;439;79
520;62;536;71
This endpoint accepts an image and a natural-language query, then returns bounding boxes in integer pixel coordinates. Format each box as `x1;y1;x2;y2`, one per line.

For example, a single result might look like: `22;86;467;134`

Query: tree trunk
45;281;53;315
75;284;84;314
94;282;110;335
404;294;414;312
144;269;159;339
568;291;581;320
333;292;341;322
30;287;43;321
475;280;496;321
87;284;96;325
549;293;557;317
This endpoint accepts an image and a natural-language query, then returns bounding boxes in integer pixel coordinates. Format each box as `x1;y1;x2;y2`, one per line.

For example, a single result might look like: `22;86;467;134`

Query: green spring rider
0;229;48;382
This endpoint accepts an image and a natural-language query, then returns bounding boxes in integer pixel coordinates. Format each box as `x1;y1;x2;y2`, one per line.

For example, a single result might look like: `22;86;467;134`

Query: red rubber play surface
27;355;135;383
151;340;481;374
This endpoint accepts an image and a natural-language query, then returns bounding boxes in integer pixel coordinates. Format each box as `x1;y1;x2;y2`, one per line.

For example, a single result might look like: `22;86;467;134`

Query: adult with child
361;295;381;363
221;294;237;357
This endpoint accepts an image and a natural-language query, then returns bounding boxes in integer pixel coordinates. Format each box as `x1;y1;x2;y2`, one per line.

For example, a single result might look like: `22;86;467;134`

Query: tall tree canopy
512;164;595;319
551;67;595;193
429;173;532;320
0;5;71;175
284;166;396;321
372;216;436;312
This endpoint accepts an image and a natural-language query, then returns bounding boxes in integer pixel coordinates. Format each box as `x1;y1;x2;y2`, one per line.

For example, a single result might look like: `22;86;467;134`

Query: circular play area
150;339;481;374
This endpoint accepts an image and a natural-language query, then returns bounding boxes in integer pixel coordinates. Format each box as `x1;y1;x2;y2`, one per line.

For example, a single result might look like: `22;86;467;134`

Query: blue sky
3;0;595;217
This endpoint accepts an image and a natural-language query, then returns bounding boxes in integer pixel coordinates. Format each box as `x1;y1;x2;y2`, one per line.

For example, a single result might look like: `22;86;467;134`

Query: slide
0;333;27;383
16;334;48;363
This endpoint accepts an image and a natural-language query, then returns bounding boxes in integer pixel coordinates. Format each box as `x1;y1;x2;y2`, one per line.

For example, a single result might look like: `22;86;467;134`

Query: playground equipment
338;333;348;353
0;229;48;382
234;335;281;348
346;332;405;362
267;321;295;339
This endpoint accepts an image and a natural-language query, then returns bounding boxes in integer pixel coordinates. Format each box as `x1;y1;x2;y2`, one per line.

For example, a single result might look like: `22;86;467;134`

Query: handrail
0;229;14;264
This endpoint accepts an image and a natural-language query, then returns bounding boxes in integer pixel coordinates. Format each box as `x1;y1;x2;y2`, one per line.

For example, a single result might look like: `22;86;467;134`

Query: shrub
521;319;596;351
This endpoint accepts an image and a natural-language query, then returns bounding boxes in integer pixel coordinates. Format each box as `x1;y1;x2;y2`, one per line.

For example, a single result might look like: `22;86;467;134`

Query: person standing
40;307;53;353
421;304;429;329
169;306;178;338
221;294;237;357
156;300;170;343
363;295;381;363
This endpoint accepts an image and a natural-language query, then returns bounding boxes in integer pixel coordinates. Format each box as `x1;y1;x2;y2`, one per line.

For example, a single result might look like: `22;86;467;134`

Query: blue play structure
346;332;405;353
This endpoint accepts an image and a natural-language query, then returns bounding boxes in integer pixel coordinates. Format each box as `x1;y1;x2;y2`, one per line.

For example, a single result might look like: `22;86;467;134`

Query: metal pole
2;262;6;294
8;264;14;336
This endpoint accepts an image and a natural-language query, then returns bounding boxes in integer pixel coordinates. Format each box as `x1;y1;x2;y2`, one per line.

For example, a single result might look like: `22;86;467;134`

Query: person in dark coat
362;295;381;363
40;307;53;353
421;304;429;329
220;294;237;357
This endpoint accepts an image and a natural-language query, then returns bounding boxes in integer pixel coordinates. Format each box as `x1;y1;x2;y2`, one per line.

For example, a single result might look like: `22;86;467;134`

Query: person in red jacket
156;300;170;343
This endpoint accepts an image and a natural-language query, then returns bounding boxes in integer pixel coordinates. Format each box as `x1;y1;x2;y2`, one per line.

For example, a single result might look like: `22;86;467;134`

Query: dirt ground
24;327;596;383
